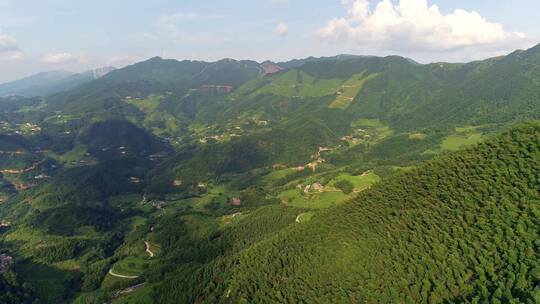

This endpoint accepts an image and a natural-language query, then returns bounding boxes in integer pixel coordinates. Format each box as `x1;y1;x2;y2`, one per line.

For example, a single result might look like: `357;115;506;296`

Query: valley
0;46;539;304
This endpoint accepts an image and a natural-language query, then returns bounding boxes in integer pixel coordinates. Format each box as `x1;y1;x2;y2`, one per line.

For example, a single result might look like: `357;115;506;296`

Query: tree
335;180;354;194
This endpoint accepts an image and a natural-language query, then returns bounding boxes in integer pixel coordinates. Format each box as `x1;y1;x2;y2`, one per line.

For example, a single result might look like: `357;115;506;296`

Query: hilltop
1;44;540;303
153;123;540;303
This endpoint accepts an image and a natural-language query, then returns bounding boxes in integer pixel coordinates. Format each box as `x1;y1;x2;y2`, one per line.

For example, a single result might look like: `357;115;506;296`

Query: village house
312;182;324;192
307;159;325;172
230;197;241;206
304;182;324;194
152;201;168;209
129;177;141;184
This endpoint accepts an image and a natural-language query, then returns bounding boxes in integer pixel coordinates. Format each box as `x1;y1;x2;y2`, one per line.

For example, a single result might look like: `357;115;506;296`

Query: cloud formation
41;52;76;64
0;29;24;61
319;0;526;52
275;23;289;37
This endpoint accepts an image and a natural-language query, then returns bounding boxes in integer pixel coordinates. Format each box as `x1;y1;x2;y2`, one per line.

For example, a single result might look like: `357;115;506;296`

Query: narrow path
0;151;26;155
0;159;46;174
145;241;155;258
115;283;146;297
108;269;139;279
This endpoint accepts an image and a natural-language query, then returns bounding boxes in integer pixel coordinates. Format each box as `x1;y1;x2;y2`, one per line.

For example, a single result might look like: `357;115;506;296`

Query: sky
0;0;539;82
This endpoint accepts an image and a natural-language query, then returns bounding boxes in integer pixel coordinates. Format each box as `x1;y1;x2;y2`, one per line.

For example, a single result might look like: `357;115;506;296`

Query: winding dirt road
145;241;155;258
108;269;139;279
0;159;46;174
108;240;155;279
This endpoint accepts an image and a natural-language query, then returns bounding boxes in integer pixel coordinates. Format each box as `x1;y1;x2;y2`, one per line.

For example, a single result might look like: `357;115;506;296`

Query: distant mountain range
0;67;115;97
1;44;540;303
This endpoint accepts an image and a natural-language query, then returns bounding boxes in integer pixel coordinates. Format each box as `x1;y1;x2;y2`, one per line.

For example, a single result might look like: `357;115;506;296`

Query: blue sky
0;0;539;82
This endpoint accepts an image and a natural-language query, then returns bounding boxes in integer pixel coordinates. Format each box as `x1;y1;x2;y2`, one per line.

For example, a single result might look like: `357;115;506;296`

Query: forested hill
39;43;540;131
153;123;540;303
2;45;540;303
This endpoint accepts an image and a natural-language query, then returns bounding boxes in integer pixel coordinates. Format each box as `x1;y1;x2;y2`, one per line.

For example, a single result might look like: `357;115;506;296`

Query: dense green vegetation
152;123;540;303
0;270;36;304
1;45;540;303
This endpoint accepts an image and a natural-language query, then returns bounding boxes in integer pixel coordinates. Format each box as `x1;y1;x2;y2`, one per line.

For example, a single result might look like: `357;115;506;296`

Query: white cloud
0;31;18;52
41;52;77;64
0;51;24;61
0;29;25;61
319;0;526;52
275;23;289;37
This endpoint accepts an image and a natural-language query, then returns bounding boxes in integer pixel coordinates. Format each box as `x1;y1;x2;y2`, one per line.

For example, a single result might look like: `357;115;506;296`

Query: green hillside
153;123;540;304
1;45;540;304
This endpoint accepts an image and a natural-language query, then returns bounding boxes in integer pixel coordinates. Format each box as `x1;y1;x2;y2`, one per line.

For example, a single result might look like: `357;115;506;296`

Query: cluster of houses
303;182;325;194
199;85;234;94
152;200;168;210
304;147;332;173
197;124;249;145
118;146;128;155
20;123;42;134
199;135;225;144
0;121;11;131
171;179;207;189
340;129;371;144
0;254;13;274
129;177;141;184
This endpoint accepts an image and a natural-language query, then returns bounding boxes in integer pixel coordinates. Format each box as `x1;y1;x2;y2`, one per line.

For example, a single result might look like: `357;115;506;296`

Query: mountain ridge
1;43;540;304
0;67;115;97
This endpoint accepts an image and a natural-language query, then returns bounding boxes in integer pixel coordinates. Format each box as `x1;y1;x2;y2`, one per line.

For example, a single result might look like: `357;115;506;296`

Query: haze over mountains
0;67;115;98
0;44;539;304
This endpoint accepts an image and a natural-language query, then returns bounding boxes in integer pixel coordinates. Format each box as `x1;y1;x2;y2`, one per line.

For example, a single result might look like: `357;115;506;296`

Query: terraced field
329;73;379;109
